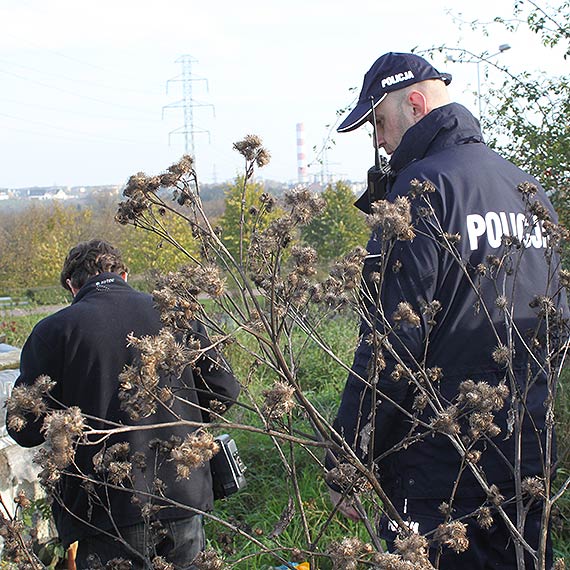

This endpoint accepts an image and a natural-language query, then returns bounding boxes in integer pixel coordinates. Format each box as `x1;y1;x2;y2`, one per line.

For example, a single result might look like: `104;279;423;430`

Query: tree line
0;180;368;294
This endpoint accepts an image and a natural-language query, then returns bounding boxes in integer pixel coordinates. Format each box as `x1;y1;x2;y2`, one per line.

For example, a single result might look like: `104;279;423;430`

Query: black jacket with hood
8;273;240;547
331;103;568;501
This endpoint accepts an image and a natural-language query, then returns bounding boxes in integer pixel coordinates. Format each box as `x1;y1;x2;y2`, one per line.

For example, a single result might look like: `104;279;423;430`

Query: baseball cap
337;52;452;133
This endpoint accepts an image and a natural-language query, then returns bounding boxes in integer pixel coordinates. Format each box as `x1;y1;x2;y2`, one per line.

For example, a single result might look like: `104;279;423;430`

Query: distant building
26;187;70;200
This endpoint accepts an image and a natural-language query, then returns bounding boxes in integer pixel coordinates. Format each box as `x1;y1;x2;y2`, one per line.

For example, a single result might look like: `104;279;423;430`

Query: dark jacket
8;273;240;547
332;103;568;500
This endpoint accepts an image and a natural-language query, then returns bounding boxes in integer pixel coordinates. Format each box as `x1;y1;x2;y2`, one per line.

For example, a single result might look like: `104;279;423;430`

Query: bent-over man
7;239;240;569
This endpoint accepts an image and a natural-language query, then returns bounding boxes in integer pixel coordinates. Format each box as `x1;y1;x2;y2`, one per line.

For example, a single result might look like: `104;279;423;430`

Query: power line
0;57;163;96
0;96;162;123
0;68;157;115
0;111;160;144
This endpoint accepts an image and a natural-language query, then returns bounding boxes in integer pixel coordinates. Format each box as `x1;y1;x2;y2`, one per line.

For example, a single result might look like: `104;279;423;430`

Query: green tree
119;211;200;275
473;0;570;258
443;1;570;226
301;181;369;262
0;203;92;289
219;176;281;261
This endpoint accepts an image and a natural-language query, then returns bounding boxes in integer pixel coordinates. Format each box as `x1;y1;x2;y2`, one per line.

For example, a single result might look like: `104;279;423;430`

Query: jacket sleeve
330;192;442;467
6;324;62;448
190;320;241;417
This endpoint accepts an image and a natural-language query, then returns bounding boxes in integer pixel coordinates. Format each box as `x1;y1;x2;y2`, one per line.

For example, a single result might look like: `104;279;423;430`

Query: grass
206;413;370;569
0;311;53;348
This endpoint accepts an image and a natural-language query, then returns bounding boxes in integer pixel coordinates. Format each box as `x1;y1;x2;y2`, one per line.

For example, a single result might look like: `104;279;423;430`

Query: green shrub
25;286;71;306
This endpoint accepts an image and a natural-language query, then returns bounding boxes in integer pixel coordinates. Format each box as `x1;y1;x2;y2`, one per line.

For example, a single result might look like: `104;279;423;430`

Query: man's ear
121;272;128;283
408;90;428;123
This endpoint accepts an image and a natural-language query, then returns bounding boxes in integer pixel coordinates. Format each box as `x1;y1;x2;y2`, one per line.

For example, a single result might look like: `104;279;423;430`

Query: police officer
328;52;568;569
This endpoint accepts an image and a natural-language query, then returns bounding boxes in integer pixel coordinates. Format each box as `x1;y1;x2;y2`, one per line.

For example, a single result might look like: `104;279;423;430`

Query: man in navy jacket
7;239;240;569
329;52;568;568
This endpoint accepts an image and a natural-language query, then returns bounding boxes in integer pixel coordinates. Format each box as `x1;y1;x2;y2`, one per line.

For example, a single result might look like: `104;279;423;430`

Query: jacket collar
389;102;484;174
72;272;129;304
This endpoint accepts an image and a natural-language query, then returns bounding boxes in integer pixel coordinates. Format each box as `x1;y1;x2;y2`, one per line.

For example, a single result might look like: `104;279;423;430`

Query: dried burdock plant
170;431;219;480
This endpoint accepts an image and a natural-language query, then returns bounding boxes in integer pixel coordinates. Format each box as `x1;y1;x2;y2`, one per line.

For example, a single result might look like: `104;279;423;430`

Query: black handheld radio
355;96;392;213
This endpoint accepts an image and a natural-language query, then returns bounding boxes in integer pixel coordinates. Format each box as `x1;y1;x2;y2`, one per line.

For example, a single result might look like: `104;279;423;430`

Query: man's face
370;92;415;155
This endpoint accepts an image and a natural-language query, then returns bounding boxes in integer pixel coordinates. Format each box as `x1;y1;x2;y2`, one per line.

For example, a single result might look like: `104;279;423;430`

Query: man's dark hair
60;239;128;292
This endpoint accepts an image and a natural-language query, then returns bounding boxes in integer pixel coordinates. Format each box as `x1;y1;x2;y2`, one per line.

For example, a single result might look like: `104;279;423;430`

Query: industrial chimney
296;123;307;184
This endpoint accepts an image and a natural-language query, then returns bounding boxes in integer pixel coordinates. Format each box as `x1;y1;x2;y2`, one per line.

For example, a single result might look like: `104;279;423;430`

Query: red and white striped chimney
296;122;307;184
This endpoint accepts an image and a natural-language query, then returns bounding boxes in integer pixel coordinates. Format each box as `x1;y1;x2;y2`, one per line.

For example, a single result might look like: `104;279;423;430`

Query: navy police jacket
332;103;569;500
7;273;241;547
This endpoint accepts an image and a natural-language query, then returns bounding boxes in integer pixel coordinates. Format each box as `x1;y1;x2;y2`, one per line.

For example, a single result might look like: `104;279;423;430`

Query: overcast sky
0;0;564;189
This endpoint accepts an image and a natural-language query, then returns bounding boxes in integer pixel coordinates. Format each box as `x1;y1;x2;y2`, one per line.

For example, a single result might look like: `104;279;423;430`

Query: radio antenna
370;96;380;169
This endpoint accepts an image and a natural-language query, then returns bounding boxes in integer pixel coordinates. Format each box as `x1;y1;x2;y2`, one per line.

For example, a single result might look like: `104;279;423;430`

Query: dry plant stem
238;161;251;266
352;495;384;553
286;416;312;547
0;495;43;570
84;420;326;449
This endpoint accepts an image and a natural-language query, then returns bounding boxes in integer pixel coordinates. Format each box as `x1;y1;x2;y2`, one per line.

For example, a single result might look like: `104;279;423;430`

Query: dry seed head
413;392;429;411
170;431;219;480
394;533;430;566
458;380;509;412
93;442;133;486
14;490;31;510
367;196;416;241
438;501;451;516
427;367;443;382
517;181;538;195
327;537;372;570
488;484;504;506
209;399;228;420
492;344;511;365
194;550;227;570
469;411;501;439
232;135;271;167
529;200;551;222
430;406;460;436
392;302;421;327
391;363;409;382
421;299;442;323
152;556;174;570
284;187;326;224
476;506;494;529
370;271;382;284
167;154;194;176
408;178;436;198
42;407;85;469
325;463;372;494
522;476;546;498
434;521;469;553
5;374;55;432
262;381;295;420
443;232;461;244
182;265;226;298
530;295;557;318
495;295;508;310
466;449;482;464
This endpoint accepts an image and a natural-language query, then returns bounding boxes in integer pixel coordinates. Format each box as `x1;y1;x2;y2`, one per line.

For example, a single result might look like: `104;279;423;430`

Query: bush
25;286;71;306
